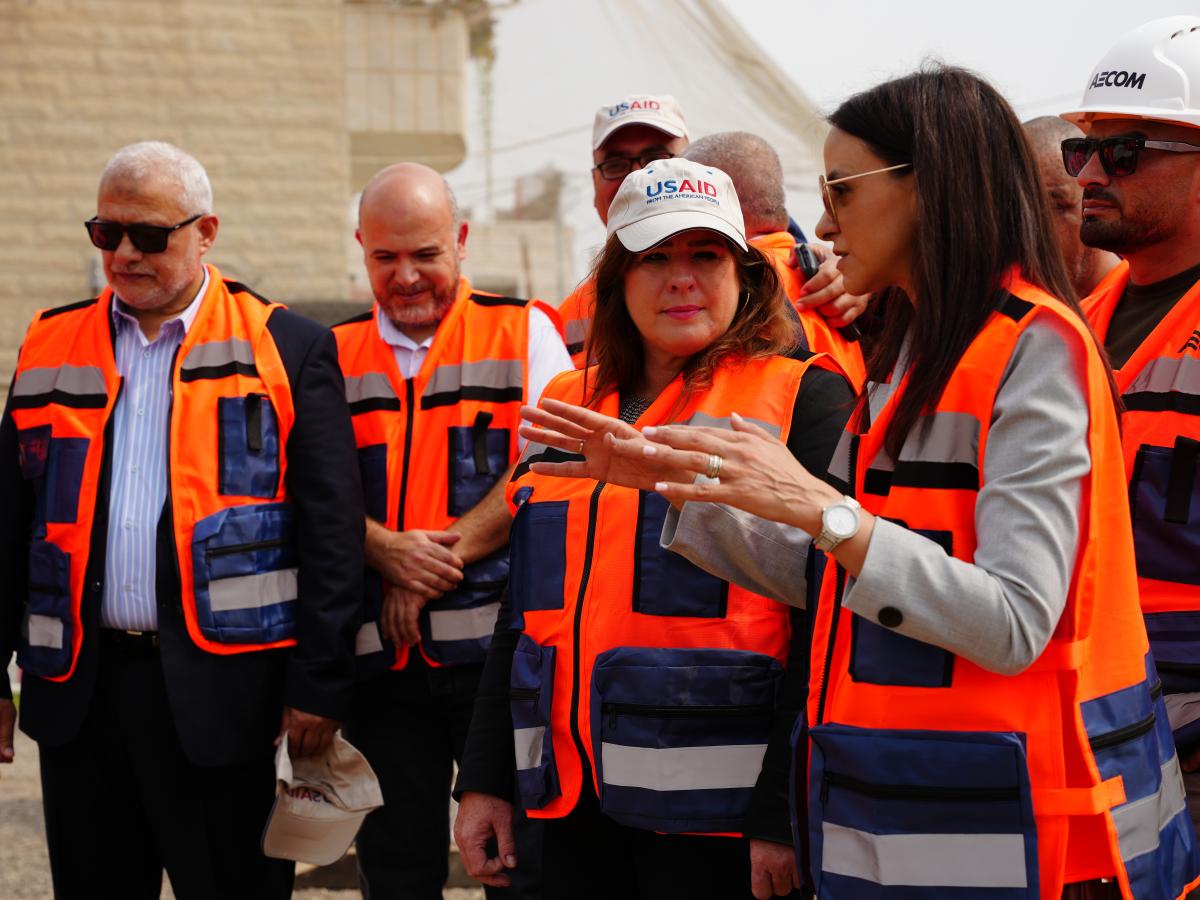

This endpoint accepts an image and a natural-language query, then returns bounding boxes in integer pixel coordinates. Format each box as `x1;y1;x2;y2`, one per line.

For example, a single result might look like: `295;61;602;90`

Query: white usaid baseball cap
261;732;384;866
592;94;688;150
606;157;747;253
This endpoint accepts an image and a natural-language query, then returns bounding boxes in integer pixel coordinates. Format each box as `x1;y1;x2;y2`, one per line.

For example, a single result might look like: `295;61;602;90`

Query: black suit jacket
0;305;365;767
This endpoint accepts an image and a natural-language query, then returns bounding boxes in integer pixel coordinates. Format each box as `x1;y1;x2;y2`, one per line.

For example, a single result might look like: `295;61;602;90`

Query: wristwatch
814;495;862;552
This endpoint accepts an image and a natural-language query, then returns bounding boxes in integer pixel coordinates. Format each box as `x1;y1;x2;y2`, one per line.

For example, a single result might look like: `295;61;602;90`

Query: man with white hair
0;141;364;898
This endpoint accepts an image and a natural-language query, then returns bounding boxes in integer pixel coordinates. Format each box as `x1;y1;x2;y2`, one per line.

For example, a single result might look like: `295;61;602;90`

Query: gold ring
578;440;586;455
706;453;723;479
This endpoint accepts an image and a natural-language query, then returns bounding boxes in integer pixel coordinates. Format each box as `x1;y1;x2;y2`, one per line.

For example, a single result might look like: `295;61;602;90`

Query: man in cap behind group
560;94;862;368
1065;15;1200;837
336;162;570;897
1022;116;1119;299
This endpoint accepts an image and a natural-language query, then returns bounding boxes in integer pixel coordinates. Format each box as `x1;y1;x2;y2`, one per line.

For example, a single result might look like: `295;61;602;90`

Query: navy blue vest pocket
1143;611;1200;692
218;394;281;498
16;539;74;677
419;548;507;666
634;491;728;617
447;420;510;517
1131;443;1200;587
510;634;561;809
17;428;89;527
1081;658;1200;897
589;646;780;834
849;527;954;687
510;500;567;614
357;443;388;524
191;503;297;644
808;724;1038;899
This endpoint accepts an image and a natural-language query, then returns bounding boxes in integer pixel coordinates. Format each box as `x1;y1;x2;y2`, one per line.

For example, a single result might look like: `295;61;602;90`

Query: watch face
825;504;858;539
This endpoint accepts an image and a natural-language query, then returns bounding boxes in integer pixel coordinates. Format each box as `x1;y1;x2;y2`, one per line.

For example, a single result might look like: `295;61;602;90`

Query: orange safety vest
805;273;1200;899
557;279;594;369
334;278;559;672
506;354;820;835
752;231;867;391
11;266;300;681
1084;261;1200;697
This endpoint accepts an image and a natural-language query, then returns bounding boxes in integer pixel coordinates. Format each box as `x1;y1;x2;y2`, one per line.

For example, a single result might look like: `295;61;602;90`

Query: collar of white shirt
375;305;435;352
112;266;210;344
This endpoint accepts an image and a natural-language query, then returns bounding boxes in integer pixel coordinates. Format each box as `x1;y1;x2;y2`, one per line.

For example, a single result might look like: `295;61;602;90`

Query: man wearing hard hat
1066;16;1200;833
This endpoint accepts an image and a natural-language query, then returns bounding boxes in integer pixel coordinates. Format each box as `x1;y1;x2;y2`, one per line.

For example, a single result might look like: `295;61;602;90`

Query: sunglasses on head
1061;136;1200;178
84;214;202;254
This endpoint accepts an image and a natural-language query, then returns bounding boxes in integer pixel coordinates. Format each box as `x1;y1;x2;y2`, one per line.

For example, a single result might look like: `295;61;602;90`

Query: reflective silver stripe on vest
423;359;525;398
428;602;500;642
821;822;1028;888
865;379;895;425
564;317;590;347
355;621;384;656
25;613;64;650
897;411;980;465
828;430;855;486
680;411;781;438
1126;355;1200;397
207;568;298;613
514;726;545;770
345;372;397;405
180;338;255;373
1112;754;1188;861
12;365;106;398
601;742;767;791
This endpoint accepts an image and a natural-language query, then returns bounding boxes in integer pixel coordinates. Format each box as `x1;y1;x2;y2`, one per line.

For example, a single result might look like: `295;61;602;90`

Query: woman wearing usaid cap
453;157;854;898
542;67;1200;898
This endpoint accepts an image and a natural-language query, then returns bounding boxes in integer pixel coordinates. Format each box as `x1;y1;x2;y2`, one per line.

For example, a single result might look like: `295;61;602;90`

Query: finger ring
578;440;586;456
706;453;724;479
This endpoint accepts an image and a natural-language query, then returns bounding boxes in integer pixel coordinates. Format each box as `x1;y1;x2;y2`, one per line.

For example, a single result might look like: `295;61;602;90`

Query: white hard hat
1063;17;1200;128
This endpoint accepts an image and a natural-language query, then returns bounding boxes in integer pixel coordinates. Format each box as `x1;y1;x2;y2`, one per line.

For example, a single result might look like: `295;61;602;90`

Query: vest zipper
166;348;183;608
397;380;415;529
820;770;1019;804
603;701;773;731
1089;711;1156;751
570;481;606;780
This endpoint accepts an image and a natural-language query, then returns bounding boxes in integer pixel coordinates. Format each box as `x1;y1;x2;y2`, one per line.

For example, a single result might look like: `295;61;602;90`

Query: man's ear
456;221;469;262
196;214;219;254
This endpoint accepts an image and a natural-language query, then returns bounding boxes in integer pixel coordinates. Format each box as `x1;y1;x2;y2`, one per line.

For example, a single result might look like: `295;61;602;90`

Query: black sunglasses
1061;136;1200;178
84;214;202;254
594;149;675;182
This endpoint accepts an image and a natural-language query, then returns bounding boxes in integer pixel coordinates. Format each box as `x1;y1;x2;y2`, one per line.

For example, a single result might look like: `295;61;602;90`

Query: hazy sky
448;2;1195;288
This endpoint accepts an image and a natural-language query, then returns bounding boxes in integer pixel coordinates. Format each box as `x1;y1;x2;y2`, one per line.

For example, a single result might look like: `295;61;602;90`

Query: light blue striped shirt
101;270;208;630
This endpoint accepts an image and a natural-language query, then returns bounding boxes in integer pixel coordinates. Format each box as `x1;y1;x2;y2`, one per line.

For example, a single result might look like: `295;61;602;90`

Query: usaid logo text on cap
608;98;661;119
644;172;720;206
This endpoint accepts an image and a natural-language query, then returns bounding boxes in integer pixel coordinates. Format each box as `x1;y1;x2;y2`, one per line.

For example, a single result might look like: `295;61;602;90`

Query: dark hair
583;234;798;405
830;64;1115;457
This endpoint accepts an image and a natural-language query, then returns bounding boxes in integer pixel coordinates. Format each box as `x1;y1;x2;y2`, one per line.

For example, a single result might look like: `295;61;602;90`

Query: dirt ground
0;728;482;900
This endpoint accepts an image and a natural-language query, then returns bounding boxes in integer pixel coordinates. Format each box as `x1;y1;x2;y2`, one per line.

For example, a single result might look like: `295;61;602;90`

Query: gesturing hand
519;399;691;490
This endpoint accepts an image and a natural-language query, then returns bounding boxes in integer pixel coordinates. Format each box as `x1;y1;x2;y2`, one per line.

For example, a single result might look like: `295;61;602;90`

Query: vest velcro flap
807;723;1038;899
589;646;780;835
190;502;298;644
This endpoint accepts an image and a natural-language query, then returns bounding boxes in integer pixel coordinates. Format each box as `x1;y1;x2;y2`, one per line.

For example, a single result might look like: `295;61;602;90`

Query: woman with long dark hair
452;157;854;899
526;67;1200;899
